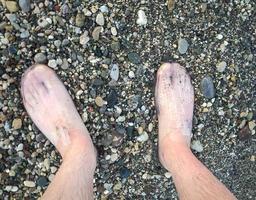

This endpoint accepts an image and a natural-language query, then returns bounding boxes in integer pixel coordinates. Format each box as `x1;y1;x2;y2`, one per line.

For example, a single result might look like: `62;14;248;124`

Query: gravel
0;1;255;199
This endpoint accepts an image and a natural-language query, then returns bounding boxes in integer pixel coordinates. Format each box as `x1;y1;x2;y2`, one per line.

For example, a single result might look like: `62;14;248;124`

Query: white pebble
48;59;57;69
96;12;105;26
111;27;117;36
24;180;36;188
110;64;119;81
136;10;147;26
128;71;135;79
191;140;204;152
137;132;149;142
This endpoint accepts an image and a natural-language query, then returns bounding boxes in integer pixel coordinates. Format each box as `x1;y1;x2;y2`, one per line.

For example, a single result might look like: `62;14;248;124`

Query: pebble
110;153;118;162
248;121;255;131
96;12;105;26
178;38;189;54
167;0;175;12
120;167;130;179
6;1;19;12
111;27;117;36
36;176;48;187
200;76;215;99
164;172;172;178
24;180;36;188
128;52;141;64
110;64;119;81
80;31;90;45
19;0;31;12
20;30;30;38
75;13;85;27
136;10;147;26
48;59;57;69
16;143;23;151
137;132;149;142
216;34;223;40
12;118;22;130
106;90;118;108
191;140;204;152
92;26;102;41
37;18;49;28
216;61;227;72
99;5;109;13
61;58;69;70
95;96;104;107
238;125;251;141
111;41;120;51
128;71;135;79
34;52;47;64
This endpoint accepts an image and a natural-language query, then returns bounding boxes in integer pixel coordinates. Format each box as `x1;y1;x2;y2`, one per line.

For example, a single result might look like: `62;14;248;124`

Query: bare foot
155;63;194;169
21;64;96;161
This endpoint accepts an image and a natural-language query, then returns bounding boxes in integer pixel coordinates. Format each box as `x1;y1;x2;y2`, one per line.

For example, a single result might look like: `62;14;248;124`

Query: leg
155;63;236;200
21;65;96;200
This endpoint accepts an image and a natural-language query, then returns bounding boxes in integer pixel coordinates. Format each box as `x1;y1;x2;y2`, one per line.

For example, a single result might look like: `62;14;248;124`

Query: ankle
159;137;192;171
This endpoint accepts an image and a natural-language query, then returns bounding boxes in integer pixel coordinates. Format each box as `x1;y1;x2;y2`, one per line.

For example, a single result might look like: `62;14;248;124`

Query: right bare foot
21;64;96;162
155;63;194;169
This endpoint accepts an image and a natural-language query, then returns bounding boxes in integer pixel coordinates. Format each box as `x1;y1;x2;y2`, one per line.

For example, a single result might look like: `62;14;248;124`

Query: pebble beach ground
0;0;255;199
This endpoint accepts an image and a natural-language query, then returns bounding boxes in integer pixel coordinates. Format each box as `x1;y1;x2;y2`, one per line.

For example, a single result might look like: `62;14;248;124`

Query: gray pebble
216;61;227;72
19;0;31;12
128;52;141;64
61;58;69;70
200;76;215;99
110;64;119;81
48;59;57;69
20;30;30;38
178;38;189;54
34;53;47;64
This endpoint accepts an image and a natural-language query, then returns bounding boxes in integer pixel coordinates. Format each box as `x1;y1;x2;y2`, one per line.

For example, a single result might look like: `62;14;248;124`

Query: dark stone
94;46;103;57
128;52;141;64
106;89;118;108
8;46;17;55
200;76;216;99
127;125;134;140
36;176;48;187
92;78;104;87
120;167;131;179
238;125;251;141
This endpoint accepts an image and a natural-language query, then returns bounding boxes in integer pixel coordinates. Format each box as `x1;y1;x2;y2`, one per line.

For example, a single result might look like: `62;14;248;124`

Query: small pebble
111;27;117;36
20;30;30;38
24;180;36;188
137;132;149;142
48;59;57;69
36;176;48;187
95;96;104;107
19;0;31;12
80;31;90;45
61;58;69;70
6;1;19;12
128;52;141;64
110;64;119;81
136;10;147;26
75;13;85;27
200;76;215;99
34;52;47;64
96;12;105;26
191;140;204;152
12;118;22;130
92;26;102;41
178;38;189;54
128;71;135;79
216;61;227;72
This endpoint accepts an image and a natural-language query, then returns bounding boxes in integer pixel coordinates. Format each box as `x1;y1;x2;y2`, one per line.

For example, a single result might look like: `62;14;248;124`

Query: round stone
6;1;19;13
191;140;204;152
110;64;119;81
75;13;85;27
136;10;147;26
34;53;47;64
95;96;104;107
